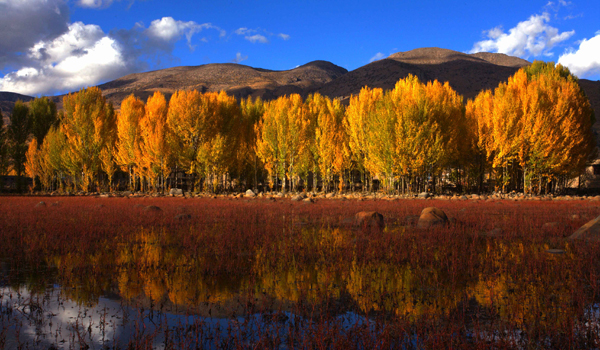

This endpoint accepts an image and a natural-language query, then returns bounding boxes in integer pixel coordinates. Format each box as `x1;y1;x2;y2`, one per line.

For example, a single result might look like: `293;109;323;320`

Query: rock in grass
245;189;256;197
35;201;46;208
417;207;448;229
568;215;600;242
355;211;384;229
144;205;162;212
175;213;192;220
418;192;430;199
169;188;183;196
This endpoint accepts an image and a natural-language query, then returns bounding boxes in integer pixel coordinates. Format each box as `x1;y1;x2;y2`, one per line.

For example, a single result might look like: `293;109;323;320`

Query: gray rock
169;188;183;196
245;189;256;197
418;192;430;199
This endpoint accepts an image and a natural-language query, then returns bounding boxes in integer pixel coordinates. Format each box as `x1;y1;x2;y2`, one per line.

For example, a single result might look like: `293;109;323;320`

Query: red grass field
1;195;600;349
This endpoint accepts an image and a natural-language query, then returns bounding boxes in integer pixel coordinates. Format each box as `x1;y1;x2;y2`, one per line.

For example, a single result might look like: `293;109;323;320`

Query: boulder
169;188;183;196
35;201;46;208
291;194;303;201
418;192;430;199
417;207;449;229
144;205;162;212
245;189;256;197
354;211;384;229
568;215;600;242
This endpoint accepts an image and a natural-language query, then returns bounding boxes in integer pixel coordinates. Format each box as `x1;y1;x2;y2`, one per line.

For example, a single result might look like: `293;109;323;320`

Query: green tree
8;101;31;191
29;97;58;147
0;113;9;190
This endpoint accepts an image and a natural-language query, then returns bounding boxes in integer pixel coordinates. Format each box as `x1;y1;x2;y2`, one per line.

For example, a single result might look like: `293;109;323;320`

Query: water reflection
1;227;600;348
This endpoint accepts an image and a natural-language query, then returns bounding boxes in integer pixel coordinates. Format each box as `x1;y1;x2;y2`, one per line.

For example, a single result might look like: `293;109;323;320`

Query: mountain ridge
1;48;599;136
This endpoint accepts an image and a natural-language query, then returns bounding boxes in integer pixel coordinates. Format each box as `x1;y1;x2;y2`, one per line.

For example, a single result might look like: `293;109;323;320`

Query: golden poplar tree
116;94;145;191
137;91;171;192
312;94;349;192
25;139;39;190
255;94;309;193
61;87;116;191
469;61;596;193
238;97;265;190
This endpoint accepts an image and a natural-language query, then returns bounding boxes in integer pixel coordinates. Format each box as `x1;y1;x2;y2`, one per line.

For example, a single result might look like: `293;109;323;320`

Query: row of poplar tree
0;61;595;194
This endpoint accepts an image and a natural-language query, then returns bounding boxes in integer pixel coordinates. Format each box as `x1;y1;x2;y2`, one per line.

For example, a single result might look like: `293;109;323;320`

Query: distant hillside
317;47;530;102
0;92;34;124
95;60;347;109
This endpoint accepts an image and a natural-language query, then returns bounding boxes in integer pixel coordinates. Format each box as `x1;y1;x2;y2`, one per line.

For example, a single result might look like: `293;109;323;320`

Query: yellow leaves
255;94;312;189
115;94;144;172
346;75;465;188
469;61;595;188
25;139;39;187
60;87;116;190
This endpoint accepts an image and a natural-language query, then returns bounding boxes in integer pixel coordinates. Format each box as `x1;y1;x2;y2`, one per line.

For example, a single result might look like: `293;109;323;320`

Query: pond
1;196;600;349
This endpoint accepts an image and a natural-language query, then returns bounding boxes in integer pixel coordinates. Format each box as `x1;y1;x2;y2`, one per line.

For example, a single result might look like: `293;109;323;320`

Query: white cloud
0;22;128;96
245;34;269;44
278;33;290;40
0;15;227;96
146;17;220;49
76;0;143;9
558;32;600;78
369;52;385;63
235;27;254;35
470;13;574;58
232;52;248;63
77;0;114;8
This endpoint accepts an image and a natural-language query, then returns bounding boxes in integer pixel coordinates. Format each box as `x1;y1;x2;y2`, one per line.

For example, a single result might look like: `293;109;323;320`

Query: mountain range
1;47;599;137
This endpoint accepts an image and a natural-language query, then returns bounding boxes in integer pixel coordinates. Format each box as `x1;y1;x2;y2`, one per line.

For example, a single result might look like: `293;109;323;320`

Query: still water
2;226;600;349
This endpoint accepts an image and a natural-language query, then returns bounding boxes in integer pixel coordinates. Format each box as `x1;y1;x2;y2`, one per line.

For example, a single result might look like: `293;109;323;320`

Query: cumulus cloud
558;32;600;78
470;13;574;58
0;0;70;68
0;12;226;96
145;17;223;50
0;22;128;96
278;33;290;40
369;52;386;63
245;34;269;44
232;52;248;63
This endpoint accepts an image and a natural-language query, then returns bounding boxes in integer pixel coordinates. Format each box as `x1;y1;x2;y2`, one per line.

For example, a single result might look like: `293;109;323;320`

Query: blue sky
0;0;598;96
